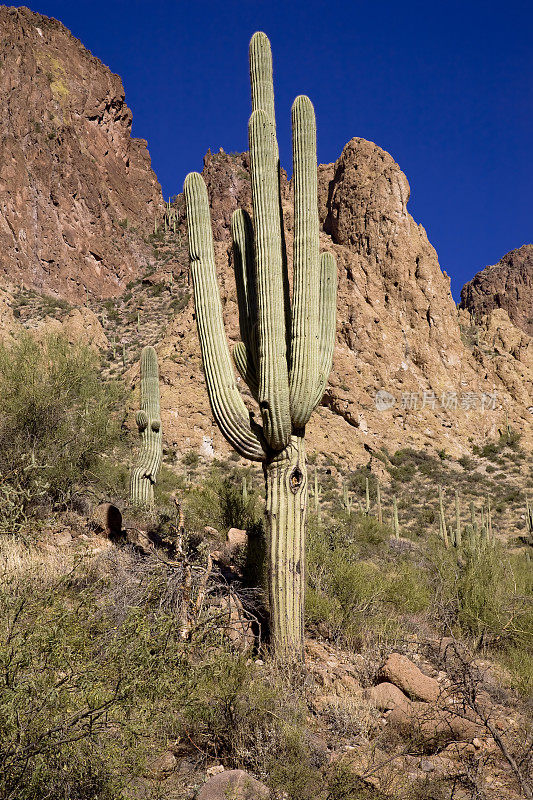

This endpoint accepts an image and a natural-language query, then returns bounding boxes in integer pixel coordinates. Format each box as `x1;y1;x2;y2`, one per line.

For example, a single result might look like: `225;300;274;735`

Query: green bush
184;464;261;534
305;514;430;647
0;333;125;529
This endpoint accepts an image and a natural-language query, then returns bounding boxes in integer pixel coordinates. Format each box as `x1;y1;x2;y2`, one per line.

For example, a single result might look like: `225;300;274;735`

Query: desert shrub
0;333;125;530
184;464;261;533
429;542;532;692
0;541;325;800
182;448;200;469
306;514;430;647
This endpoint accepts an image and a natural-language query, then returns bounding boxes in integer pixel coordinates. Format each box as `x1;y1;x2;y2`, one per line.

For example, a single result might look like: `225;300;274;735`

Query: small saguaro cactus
376;479;383;524
184;32;337;660
130;346;163;508
392;496;400;540
438;485;449;548
310;468;322;516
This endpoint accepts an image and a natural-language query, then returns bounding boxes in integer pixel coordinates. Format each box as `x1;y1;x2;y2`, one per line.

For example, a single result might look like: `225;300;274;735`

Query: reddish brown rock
0;6;163;302
226;527;247;553
379;653;440;703
460;245;533;336
367;681;410;711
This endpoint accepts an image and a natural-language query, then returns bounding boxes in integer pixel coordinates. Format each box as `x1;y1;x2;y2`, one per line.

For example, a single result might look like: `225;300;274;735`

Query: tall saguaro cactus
130;346;163;508
184;32;337;660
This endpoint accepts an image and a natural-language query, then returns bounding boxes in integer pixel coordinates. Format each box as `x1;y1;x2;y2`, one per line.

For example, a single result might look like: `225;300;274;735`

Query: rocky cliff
460;244;533;336
152;144;532;464
0;5;163;301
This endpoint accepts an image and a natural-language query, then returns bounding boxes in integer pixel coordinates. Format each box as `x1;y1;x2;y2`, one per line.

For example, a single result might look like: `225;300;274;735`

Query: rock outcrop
460;245;533;336
0;6;164;301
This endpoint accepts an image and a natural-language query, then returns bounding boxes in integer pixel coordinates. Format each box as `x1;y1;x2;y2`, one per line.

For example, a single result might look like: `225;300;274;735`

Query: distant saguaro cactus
184;32;337;660
130;346;162;508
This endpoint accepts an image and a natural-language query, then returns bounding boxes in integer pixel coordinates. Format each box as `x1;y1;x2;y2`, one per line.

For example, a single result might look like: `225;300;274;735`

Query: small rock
340;673;360;692
420;759;435;772
472;737;483;749
379;652;440;703
146;749;177;778
214;594;254;650
54;529;72;546
226;527;247;553
197;769;269;800
206;765;225;778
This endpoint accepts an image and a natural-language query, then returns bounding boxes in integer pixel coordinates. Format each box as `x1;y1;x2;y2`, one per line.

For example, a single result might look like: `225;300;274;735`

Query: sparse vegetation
0;333;125;534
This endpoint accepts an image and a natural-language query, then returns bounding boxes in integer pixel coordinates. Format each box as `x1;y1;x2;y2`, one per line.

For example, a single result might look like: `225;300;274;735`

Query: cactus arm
184;172;266;461
232;342;259;400
231;209;258;368
249;32;276;133
248;111;291;451
311;252;337;408
289;95;320;427
249;32;291;349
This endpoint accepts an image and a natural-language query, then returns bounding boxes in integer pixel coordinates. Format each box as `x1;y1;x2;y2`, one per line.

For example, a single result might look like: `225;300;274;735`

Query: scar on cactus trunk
184;32;337;660
130;346;162;509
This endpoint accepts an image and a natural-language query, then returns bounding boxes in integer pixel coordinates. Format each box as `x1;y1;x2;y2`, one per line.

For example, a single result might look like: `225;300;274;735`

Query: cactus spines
486;495;493;543
184;33;337;660
130;346;163;508
184;173;265;462
343;482;353;513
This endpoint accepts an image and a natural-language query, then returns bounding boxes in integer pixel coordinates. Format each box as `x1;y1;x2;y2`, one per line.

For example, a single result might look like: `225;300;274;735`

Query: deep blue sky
8;0;533;298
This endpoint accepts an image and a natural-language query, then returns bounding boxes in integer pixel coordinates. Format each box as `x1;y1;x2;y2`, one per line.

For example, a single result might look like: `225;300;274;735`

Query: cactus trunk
265;435;307;659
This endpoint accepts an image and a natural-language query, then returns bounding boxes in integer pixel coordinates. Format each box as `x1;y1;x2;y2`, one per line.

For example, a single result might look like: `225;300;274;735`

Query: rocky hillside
460;244;533;336
0;5;163;301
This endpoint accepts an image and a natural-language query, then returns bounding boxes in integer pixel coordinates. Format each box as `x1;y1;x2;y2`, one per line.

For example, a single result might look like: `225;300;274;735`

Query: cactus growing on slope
184;32;337;660
130;346;163;508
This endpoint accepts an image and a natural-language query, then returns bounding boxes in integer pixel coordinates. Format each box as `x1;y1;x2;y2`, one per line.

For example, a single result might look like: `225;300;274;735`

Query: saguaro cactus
130;346;163;508
184;32;337;660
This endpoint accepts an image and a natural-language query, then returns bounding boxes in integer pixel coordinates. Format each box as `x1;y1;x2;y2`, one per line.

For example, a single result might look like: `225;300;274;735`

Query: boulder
367;682;410;711
379;653;440;703
197;769;269;800
89;503;122;537
226;527;247;554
